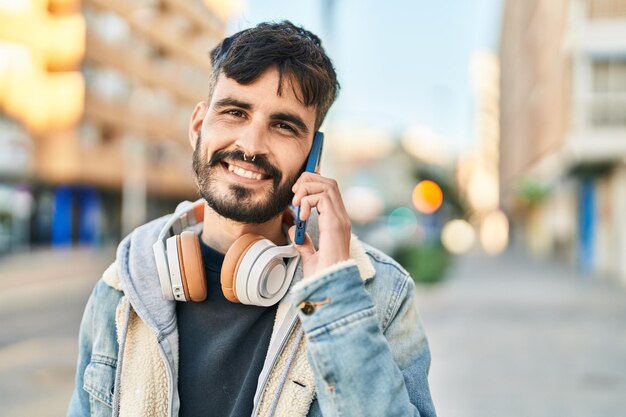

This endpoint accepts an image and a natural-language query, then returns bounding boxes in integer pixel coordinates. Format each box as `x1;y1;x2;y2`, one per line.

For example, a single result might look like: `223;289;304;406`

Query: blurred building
0;0;224;252
458;51;510;255
500;0;626;283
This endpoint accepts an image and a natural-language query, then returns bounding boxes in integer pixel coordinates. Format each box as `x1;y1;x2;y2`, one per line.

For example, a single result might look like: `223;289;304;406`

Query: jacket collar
104;209;376;337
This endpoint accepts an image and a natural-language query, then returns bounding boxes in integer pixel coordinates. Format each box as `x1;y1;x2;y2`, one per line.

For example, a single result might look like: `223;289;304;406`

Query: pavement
0;245;625;417
0;246;114;417
416;248;626;417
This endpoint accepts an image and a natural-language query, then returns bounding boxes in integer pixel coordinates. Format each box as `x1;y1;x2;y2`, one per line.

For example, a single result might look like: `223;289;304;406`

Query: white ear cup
166;235;187;301
247;246;293;306
235;240;299;306
249;250;299;306
235;239;272;305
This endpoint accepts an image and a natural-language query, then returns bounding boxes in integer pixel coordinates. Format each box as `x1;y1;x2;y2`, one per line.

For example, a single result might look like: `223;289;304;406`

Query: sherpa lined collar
104;208;376;293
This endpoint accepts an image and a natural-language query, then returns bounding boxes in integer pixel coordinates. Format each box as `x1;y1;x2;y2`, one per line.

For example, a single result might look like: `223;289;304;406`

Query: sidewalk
0;246;115;290
417;249;626;417
0;246;114;417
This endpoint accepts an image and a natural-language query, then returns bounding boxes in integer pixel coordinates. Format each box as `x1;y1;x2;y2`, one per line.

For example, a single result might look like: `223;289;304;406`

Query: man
68;21;436;417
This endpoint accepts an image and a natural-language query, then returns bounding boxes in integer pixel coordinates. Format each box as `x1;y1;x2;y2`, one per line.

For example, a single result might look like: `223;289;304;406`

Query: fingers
295;190;343;221
292;173;342;208
296;193;322;222
296;192;351;234
292;172;350;230
288;225;315;254
290;173;352;273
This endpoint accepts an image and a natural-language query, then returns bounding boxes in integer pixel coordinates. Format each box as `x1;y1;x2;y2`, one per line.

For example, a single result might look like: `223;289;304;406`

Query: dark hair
208;21;340;130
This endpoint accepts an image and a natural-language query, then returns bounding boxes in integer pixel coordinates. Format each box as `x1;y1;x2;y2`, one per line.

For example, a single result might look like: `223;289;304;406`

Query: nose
235;121;269;158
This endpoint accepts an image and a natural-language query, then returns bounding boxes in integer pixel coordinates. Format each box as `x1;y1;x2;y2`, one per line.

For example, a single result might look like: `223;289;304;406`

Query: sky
227;0;504;154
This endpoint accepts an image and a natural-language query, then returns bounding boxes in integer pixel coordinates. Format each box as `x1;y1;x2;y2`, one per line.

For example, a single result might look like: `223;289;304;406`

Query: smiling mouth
222;162;270;181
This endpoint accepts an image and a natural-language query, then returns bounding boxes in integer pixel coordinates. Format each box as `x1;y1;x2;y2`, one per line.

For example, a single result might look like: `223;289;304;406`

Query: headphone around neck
153;199;300;306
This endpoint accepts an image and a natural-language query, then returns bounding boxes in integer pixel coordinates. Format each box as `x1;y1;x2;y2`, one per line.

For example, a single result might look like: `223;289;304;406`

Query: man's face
190;67;317;224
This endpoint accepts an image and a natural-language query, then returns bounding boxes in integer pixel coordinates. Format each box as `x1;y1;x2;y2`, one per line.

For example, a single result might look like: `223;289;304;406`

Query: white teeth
227;164;264;180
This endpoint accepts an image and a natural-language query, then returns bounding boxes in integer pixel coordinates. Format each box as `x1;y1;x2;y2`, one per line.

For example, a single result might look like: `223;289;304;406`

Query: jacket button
299;301;315;315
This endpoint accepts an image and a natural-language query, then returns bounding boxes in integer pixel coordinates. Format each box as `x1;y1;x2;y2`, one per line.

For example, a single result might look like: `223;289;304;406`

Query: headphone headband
156;200;205;242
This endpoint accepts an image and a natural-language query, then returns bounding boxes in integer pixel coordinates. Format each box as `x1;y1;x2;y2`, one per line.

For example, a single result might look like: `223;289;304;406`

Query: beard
192;132;302;224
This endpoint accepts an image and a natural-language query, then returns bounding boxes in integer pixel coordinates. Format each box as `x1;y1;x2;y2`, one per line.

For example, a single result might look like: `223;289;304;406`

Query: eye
226;109;245;118
276;122;296;133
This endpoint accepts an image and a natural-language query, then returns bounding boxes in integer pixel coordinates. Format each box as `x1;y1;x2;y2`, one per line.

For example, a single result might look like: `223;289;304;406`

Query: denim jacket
68;212;436;417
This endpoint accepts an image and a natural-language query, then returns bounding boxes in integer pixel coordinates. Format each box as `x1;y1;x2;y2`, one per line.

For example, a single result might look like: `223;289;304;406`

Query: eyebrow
270;112;310;136
213;97;253;110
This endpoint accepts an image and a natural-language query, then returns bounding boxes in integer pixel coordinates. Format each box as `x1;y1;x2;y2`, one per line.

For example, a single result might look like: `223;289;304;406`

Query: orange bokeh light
412;180;443;214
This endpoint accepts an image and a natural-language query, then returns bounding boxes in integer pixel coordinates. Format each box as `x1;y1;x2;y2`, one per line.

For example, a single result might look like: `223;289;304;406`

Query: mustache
209;149;282;183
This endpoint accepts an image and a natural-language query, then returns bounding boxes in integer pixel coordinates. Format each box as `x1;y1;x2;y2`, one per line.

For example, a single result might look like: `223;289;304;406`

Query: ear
189;101;208;150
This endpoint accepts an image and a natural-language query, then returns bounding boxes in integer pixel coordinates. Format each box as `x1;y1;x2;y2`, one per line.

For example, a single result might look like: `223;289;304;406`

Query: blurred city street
2;0;626;416
1;246;625;417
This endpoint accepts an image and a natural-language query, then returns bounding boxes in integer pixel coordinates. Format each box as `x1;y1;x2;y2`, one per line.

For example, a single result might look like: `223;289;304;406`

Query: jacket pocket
83;354;117;415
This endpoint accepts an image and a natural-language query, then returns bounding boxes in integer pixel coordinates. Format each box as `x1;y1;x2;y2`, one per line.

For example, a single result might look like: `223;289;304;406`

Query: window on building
591;59;626;127
587;0;626;18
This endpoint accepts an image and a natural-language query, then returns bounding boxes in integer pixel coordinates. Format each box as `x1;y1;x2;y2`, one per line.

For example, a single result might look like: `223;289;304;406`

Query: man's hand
289;172;351;278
